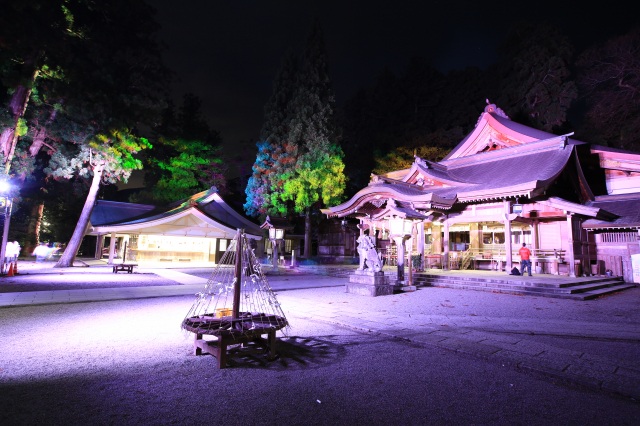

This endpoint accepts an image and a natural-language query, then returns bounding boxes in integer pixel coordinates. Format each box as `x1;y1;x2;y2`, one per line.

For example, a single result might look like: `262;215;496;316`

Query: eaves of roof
540;197;602;217
454;181;544;203
91;206;262;239
321;183;455;218
90;200;158;227
88;187;262;238
583;194;640;230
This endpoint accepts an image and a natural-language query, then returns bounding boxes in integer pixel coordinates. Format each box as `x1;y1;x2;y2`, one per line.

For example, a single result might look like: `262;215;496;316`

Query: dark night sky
149;1;638;149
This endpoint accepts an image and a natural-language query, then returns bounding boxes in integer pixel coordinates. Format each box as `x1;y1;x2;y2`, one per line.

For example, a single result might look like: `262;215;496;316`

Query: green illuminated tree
134;94;227;204
48;130;152;267
149;138;225;202
373;145;451;175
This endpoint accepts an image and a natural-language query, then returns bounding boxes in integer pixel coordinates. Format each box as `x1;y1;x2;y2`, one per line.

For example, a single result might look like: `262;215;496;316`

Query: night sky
149;1;638;148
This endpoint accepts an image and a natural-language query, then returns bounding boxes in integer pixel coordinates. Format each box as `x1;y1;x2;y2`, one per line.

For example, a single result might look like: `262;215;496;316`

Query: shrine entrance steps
412;271;636;300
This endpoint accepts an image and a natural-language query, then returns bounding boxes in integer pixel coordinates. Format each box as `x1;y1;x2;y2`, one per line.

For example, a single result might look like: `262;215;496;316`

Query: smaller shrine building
86;187;265;265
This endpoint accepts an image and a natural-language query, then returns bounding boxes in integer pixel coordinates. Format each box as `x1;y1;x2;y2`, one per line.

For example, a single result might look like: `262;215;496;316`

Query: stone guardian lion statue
357;234;382;272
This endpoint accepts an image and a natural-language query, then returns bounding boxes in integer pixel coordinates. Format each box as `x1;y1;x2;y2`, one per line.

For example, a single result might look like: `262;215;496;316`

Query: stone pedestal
346;270;393;296
393;281;417;292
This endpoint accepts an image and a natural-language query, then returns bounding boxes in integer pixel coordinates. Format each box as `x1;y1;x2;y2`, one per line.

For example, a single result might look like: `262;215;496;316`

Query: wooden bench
112;263;137;274
425;255;442;269
474;253;497;270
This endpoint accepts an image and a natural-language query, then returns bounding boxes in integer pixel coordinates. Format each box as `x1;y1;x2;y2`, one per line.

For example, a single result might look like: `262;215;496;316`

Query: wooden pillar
417;221;425;271
566;213;576;277
108;232;116;265
469;222;481;252
443;219;450;270
504;201;513;270
431;222;442;254
407;224;414;284
95;234;105;260
532;218;540;272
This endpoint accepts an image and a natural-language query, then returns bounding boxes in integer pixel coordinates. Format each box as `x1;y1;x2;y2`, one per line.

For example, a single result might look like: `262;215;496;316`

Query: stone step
425;281;635;300
412;274;635;300
413;274;623;285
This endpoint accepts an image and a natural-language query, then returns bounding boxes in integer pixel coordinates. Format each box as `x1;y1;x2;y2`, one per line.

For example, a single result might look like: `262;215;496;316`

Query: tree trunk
0;128;14;159
54;162;104;268
3;67;39;174
29;128;47;157
28;104;58;158
24;202;44;256
304;209;311;258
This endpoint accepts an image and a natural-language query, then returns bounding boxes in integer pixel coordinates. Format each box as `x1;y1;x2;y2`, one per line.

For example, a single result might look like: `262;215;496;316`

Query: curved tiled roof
583;194;640;229
88;187;262;239
323;102;637;230
324;138;574;216
446;145;573;202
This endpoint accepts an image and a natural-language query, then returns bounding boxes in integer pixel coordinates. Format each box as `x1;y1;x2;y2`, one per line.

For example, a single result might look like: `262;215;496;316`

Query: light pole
269;226;284;269
260;216;287;270
0;181;14;275
388;215;414;290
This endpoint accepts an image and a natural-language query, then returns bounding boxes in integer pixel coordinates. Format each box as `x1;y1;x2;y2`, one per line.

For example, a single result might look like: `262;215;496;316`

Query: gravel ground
1;261;639;424
1;296;639;425
0;268;180;293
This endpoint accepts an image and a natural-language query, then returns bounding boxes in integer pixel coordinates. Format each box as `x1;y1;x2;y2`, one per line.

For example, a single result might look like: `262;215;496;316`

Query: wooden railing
383;246;568;272
446;248;567;271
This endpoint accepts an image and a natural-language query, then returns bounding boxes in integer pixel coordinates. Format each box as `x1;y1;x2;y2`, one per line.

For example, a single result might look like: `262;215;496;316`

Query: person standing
10;241;20;262
32;242;48;262
3;241;15;274
519;243;532;276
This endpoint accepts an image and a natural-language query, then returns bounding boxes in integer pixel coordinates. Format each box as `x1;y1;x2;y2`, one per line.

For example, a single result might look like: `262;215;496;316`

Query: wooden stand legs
193;330;277;368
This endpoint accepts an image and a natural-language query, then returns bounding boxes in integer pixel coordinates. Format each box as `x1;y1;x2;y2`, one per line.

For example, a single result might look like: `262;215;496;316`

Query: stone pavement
1;259;639;402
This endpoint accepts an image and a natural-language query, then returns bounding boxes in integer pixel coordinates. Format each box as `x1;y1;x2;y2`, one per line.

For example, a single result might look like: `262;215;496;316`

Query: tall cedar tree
244;51;298;217
245;22;345;257
279;21;346;257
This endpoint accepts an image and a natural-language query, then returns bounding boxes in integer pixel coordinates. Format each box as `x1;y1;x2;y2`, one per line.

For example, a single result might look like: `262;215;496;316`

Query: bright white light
0;181;9;193
269;227;284;240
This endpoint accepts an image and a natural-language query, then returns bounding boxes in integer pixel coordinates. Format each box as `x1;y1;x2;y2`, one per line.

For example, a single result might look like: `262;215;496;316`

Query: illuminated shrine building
87;187;265;265
321;103;640;282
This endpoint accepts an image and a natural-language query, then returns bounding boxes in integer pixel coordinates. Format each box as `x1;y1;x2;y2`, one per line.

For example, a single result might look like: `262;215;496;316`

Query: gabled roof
90;201;156;227
439;138;574;202
369;199;432;222
444;102;561;160
324;113;576;218
88;187;262;239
